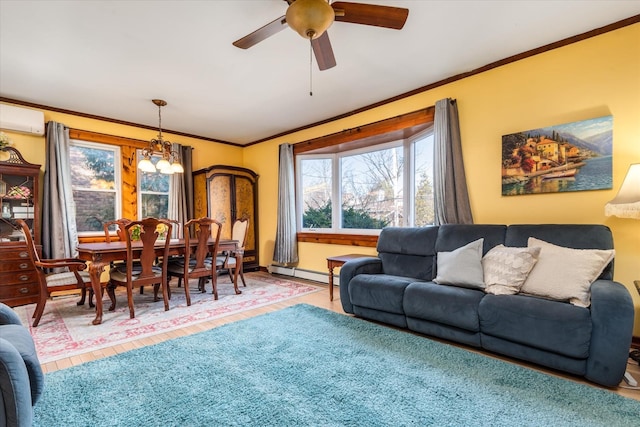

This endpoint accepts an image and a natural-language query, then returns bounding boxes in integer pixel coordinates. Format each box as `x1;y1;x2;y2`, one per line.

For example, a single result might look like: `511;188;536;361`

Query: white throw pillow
482;245;541;295
520;237;615;307
434;238;485;289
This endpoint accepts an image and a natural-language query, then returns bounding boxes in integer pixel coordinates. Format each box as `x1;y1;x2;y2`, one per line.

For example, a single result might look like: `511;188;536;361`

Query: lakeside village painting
502;115;612;196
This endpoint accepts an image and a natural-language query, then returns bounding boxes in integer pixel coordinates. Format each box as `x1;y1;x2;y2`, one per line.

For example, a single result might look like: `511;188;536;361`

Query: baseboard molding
266;265;328;284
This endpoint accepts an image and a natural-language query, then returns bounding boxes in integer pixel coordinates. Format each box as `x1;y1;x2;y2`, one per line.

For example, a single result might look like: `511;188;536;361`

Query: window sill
296;232;378;247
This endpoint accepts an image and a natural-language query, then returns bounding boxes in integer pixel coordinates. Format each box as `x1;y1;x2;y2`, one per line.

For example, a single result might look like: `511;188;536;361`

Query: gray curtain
433;98;474;225
42;121;79;258
273;143;298;265
168;143;193;239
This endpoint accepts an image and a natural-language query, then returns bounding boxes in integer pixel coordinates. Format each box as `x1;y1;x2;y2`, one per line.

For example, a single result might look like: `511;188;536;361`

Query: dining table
76;238;241;325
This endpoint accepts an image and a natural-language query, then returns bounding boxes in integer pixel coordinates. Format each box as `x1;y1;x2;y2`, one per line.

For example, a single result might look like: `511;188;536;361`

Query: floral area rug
14;272;321;363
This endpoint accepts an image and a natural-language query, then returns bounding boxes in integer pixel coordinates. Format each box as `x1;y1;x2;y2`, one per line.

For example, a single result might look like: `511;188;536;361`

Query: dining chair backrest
231;217;249;249
184;217;222;272
18;219;41;264
103;218;132;243
16;219;92;326
123;218;172;284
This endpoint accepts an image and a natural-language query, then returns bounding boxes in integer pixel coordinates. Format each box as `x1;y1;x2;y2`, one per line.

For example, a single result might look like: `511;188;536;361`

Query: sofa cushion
0;337;33;427
434;238;485;289
349;274;417;314
479;294;592;359
521;237;615;307
404;281;485;332
482;245;541;295
377;226;439;280
0;324;44;405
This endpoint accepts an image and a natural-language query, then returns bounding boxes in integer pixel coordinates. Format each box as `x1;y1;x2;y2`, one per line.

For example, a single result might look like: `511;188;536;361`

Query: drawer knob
19;263;29;269
19;251;29;258
19;274;29;281
19;287;29;294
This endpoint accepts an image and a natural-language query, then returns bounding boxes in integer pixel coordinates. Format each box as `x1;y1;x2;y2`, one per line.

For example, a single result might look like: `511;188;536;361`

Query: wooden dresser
0;146;41;307
0;242;40;306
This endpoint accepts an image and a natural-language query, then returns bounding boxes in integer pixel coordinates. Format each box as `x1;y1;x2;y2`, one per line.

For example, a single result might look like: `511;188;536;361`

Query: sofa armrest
339;257;383;313
0;337;34;427
0;303;22;327
585;280;634;387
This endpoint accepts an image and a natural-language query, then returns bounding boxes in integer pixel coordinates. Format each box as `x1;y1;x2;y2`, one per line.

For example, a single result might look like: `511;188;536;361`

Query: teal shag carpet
34;304;640;426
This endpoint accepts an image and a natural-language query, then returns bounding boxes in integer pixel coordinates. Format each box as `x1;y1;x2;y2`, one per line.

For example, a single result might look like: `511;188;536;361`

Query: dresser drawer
0;258;34;273
0;248;31;260
0;281;40;300
0;270;39;286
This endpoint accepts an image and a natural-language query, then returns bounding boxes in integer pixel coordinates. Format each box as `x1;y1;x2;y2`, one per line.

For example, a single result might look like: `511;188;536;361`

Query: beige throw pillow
434;238;485;289
482;245;541;295
520;237;615;307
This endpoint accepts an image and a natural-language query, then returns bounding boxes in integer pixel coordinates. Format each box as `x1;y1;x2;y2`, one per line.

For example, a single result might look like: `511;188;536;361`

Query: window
70;140;121;235
296;129;434;234
137;151;171;219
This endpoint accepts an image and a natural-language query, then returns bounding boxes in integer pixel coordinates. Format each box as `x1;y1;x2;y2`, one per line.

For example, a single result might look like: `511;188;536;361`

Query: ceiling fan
232;0;409;71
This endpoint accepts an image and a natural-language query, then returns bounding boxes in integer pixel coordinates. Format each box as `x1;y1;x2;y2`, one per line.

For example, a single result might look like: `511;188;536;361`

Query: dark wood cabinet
0;147;41;306
193;165;259;271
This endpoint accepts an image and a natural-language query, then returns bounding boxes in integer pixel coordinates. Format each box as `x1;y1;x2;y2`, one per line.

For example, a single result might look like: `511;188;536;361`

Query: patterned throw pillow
520;237;615;307
482;245;541;295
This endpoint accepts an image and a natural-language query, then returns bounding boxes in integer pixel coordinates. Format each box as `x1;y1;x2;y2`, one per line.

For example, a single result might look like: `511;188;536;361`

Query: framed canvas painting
501;115;612;196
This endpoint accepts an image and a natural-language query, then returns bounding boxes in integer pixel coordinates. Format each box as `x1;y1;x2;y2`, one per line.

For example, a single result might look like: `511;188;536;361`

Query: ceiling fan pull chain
309;38;313;96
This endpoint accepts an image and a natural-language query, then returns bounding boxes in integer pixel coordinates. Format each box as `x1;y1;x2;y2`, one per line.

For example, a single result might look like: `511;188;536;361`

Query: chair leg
183;276;191;306
77;288;87;306
107;282;118;311
126;284;135;319
88;286;102;309
157;282;170;312
32;292;48;327
239;269;246;287
211;271;218;300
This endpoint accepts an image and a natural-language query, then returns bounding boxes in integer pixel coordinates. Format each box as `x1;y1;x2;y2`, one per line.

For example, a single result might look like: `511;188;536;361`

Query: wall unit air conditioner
0;104;45;135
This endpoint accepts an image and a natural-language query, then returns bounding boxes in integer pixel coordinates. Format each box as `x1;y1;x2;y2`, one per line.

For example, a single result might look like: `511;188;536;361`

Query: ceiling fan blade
311;32;337;71
332;2;409;30
232;15;288;49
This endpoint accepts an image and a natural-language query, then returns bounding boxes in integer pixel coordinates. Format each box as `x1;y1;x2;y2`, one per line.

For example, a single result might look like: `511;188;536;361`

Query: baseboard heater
267;265;329;285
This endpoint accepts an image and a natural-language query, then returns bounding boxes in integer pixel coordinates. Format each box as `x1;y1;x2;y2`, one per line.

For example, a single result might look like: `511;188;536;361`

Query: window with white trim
137;151;171;219
70;140;122;235
296;129;434;233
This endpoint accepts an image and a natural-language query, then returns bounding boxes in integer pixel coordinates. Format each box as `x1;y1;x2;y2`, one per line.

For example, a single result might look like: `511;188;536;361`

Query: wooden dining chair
15;219;93;327
217;217;249;287
106;218;173;319
165;217;222;304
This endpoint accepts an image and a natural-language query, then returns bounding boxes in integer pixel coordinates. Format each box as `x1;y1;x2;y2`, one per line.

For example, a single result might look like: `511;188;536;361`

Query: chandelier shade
137;99;183;174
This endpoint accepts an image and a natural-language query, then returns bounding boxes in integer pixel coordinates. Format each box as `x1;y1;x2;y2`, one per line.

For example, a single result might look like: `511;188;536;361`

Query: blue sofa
340;224;635;387
0;302;44;427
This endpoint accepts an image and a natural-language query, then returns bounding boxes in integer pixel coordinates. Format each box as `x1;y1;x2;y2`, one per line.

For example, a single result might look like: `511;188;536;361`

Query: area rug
14;272;320;363
33;304;639;427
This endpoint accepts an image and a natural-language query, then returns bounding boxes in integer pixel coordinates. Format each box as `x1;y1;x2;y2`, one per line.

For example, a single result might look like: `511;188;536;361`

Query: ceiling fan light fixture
286;0;335;40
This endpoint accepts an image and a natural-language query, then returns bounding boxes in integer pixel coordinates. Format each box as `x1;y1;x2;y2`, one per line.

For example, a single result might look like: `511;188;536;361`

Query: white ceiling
1;1;639;146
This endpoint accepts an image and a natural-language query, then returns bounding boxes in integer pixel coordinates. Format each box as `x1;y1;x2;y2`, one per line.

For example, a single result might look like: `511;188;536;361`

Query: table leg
328;264;335;301
88;262;106;325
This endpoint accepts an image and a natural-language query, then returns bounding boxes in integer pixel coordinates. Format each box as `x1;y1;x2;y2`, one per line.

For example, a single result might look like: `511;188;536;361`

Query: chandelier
137;99;184;174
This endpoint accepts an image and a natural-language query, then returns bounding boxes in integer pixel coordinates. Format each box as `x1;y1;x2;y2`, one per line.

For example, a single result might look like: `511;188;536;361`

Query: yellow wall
3;23;639;334
244;23;640;334
2;108;244;172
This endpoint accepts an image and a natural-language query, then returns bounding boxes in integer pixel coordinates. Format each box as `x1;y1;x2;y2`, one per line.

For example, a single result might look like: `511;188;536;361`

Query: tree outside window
70;141;120;234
